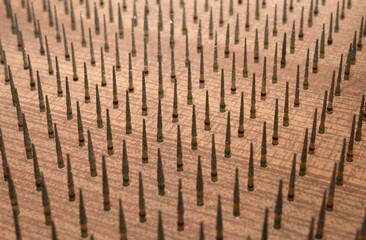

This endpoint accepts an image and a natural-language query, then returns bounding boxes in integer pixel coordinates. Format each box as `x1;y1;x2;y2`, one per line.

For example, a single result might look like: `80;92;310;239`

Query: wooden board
0;0;366;239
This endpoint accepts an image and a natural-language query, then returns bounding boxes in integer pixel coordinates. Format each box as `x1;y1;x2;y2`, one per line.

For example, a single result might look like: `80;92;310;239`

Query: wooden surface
0;0;366;239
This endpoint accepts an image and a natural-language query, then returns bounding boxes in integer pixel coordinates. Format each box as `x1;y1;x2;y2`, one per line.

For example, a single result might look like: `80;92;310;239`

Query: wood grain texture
0;0;366;239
